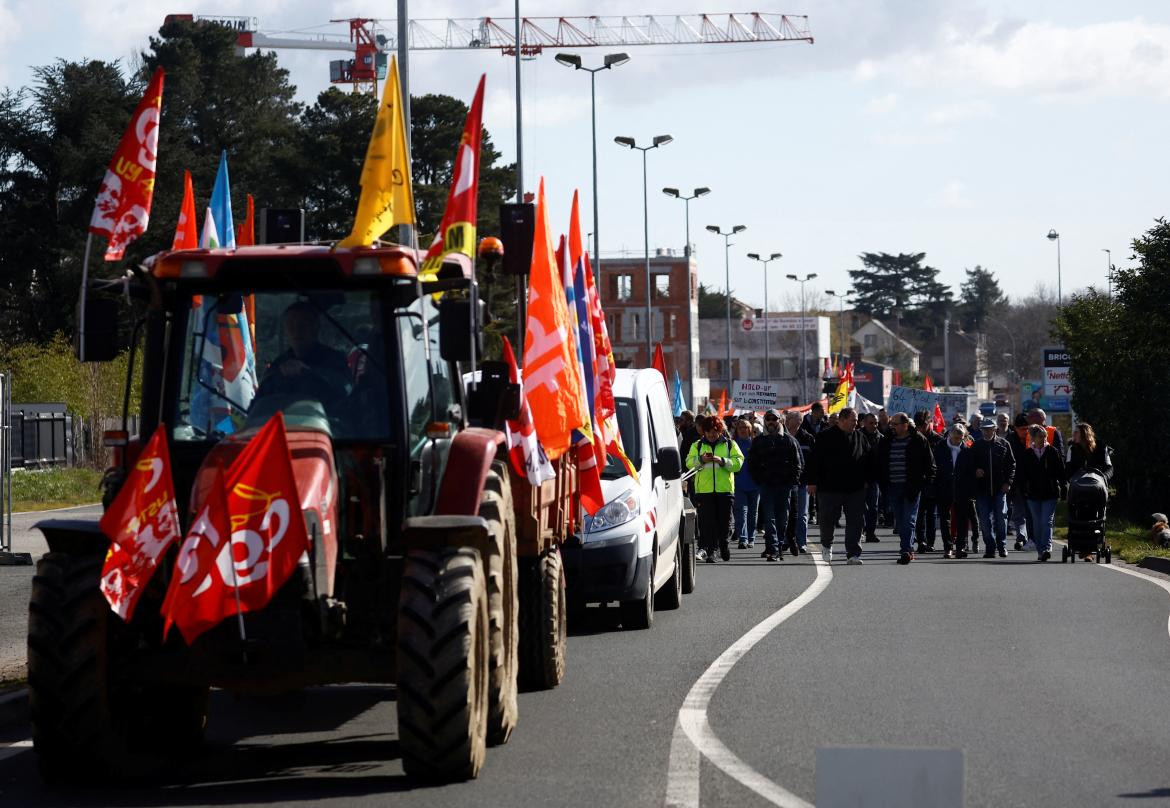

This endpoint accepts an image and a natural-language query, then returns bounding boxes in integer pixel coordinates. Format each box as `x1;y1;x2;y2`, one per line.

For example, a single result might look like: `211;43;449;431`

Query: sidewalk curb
0;689;28;729
1139;556;1170;576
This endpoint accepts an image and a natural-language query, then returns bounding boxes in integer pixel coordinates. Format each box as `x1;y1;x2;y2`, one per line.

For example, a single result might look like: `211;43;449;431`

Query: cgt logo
220;484;294;586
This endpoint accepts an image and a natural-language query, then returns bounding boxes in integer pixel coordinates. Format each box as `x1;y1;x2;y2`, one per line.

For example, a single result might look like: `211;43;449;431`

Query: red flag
421;74;486;278
98;425;180;621
236;194;255;246
172;170;197;250
502;337;555;485
923;374;935;392
932;403;946;435
651;344;667;382
166;414;311;642
717;389;728;419
90;67;164;261
160;465;231;643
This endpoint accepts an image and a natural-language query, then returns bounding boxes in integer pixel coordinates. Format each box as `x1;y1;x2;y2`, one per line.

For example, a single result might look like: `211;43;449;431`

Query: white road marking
0;740;32;763
665;555;833;808
1097;562;1170;639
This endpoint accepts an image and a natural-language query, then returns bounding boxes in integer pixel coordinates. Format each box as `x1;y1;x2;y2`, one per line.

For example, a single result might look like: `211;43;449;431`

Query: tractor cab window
173;286;393;442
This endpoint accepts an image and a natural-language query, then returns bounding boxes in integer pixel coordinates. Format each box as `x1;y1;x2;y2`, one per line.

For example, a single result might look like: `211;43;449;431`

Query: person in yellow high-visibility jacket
686;415;745;562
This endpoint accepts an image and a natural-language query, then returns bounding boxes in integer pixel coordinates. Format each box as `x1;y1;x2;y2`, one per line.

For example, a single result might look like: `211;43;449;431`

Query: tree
698;283;731;318
1056;218;1170;518
958;265;1006;331
847;252;953;342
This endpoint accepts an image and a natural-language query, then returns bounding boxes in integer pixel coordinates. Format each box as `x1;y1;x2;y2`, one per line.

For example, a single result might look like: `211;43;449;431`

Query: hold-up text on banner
730;380;782;410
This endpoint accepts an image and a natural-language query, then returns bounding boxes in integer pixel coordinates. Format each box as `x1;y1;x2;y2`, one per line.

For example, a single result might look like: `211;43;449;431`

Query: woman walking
686;415;745;563
1066;421;1113;483
732;419;759;550
1019;424;1067;562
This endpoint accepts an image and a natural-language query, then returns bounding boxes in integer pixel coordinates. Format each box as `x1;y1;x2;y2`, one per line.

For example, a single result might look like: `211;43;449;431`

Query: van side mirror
439;297;485;362
654;446;682;481
75;296;121;362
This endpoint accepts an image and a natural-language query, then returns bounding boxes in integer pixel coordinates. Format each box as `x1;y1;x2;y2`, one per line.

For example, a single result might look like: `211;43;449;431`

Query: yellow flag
827;379;850;414
336;57;415;249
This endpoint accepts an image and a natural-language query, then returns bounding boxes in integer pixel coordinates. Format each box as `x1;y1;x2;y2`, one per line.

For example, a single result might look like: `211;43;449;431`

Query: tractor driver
257;301;351;405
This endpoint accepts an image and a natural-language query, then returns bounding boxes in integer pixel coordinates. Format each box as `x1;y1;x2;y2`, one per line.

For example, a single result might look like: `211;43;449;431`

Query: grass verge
11;467;102;512
1053;501;1169;565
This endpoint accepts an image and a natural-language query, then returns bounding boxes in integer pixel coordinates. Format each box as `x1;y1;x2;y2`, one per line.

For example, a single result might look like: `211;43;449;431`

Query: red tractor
29;241;574;783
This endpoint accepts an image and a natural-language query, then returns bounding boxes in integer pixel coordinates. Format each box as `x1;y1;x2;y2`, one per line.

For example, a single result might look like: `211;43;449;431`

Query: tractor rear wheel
27;552;209;784
396;547;490;781
518;547;566;690
480;462;519;746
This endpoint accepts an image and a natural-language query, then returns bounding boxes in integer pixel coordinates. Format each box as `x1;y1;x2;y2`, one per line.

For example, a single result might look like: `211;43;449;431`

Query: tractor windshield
172;278;437;443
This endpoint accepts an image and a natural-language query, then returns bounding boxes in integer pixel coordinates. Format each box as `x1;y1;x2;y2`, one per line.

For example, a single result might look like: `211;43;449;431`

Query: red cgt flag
162;414;311;644
160;465;231;643
90;67;164;261
99;425;181;621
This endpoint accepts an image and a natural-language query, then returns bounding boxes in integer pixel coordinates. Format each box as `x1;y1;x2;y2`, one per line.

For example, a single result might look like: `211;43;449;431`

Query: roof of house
851;318;922;355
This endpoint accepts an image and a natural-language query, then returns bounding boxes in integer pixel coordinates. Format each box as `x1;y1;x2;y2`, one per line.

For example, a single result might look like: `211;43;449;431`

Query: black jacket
1005;430;1029;492
932;440;975;502
789;427;817;485
748;430;804;488
968;434;1016;496
678;424;700;462
807;426;874;493
877;430;936;496
1020;445;1067;500
1067;443;1113;484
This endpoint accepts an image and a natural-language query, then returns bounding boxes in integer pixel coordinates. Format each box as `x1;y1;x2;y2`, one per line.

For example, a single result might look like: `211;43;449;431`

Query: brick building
597;250;708;406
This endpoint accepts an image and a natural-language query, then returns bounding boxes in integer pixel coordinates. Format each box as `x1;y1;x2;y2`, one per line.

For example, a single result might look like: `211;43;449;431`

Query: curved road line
1097;562;1170;639
665;556;833;808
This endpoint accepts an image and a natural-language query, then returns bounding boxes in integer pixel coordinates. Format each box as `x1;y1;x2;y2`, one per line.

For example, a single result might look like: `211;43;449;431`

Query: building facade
851;318;922;374
698;314;831;407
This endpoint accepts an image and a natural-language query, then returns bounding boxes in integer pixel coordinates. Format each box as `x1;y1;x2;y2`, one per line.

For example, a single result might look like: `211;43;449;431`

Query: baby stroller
1062;470;1111;563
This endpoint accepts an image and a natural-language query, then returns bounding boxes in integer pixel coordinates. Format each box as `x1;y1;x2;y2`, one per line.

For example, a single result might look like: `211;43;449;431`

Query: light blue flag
673;370;686;417
200;150;236;249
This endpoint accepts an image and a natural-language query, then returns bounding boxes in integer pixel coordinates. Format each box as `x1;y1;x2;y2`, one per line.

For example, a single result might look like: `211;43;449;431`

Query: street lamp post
664;187;710;403
786;272;818;403
1101;247;1112;298
824;289;848;367
1047;229;1062;306
616;135;673;364
747;252;782;383
707;224;746;399
555;52;629;284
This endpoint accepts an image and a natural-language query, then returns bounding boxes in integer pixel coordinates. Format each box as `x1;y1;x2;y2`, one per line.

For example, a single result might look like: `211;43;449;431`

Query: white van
562;368;697;629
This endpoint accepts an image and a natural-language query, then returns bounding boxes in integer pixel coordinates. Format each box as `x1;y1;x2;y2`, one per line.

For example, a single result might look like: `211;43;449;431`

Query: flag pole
225;530;249;662
78;233;93;360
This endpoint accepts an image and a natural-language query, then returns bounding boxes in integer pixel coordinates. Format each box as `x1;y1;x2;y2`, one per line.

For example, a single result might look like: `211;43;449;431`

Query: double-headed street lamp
824;289;848;365
747;252;782;383
1102;247;1113;298
707;224;746;398
1046;228;1062;306
616;134;673;363
555;51;629;278
664;186;710;403
786;272;818;403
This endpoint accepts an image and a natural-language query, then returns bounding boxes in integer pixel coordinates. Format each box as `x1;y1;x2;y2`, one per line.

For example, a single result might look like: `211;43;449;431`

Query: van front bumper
562;531;649;604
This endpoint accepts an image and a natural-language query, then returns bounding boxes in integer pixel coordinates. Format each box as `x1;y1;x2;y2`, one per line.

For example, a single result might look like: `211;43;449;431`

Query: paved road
0;505;101;680
1;521;1168;806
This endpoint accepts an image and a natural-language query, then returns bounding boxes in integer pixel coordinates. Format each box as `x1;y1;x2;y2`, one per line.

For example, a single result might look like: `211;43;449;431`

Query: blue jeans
733;489;759;544
1027;498;1058;554
887;483;921;554
864;482;880;535
759;484;794;554
791;485;809;548
976;491;1008;553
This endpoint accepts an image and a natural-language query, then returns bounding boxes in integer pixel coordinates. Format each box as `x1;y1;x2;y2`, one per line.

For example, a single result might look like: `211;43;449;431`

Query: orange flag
172;170;198;250
236;193;255;246
523;178;588;461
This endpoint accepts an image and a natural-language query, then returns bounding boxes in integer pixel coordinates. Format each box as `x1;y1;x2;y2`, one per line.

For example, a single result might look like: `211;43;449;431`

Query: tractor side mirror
75;296;121;362
438;297;484;363
654;446;682;481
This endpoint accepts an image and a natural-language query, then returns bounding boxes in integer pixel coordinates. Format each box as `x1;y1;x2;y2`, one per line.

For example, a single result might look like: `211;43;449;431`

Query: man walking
749;409;804;562
785;410;816;555
972;416;1016;558
877;411;937;565
859;413;884;542
913;410;944;553
806;408;873;565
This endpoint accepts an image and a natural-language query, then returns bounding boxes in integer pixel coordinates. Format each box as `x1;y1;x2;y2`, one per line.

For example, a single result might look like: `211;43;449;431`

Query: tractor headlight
586;488;640;533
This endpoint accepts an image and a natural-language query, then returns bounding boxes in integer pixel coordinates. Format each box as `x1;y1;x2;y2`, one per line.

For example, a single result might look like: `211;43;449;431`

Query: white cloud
940;180;969;208
865;92;899;114
862;18;1170;96
925;99;994;124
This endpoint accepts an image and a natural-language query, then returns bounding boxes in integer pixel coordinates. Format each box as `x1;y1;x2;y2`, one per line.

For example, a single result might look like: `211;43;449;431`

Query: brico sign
1042;346;1072;398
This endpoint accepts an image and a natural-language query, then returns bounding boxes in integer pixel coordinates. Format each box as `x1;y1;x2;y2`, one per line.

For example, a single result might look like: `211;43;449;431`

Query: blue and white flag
673;371;687;417
200;150;236;250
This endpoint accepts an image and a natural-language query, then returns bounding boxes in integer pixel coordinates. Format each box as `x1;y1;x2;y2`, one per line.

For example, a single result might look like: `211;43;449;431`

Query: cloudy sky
2;0;1167;310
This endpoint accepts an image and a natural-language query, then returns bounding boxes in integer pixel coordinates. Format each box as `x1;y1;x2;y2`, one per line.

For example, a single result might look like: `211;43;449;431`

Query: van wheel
655;540;682;611
681;536;697;595
620;557;654;630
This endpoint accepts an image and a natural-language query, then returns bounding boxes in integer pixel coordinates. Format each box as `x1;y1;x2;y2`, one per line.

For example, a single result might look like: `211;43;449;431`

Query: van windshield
601;397;641;479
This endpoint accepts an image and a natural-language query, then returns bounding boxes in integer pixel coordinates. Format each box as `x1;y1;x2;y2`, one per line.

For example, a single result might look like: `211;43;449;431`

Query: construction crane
165;13;814;96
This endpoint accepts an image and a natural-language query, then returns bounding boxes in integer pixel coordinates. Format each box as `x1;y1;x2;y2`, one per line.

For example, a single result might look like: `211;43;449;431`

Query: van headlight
586;488;640;533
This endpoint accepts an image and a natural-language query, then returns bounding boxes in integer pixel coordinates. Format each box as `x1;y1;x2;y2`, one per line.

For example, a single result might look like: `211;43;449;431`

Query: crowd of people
675;402;1113;566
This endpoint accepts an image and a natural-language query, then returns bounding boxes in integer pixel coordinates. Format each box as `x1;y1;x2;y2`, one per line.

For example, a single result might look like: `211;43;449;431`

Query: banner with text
731;380;782;410
886;386;972;421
